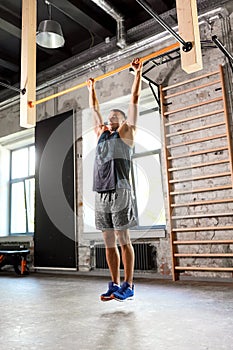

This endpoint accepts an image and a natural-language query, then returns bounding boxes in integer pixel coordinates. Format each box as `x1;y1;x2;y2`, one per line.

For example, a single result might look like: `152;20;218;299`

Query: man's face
107;110;124;131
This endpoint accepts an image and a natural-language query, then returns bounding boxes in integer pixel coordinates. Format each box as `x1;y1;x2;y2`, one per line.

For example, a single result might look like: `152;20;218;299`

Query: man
87;58;142;301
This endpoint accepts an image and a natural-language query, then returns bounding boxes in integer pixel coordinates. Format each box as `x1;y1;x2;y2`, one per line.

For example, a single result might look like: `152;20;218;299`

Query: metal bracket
148;82;160;110
136;0;193;52
133;47;181;108
130;66;160;106
212;35;233;72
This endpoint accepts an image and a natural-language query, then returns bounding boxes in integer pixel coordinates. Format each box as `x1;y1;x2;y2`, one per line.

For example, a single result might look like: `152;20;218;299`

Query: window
132;151;165;227
132;107;165;228
10;145;35;234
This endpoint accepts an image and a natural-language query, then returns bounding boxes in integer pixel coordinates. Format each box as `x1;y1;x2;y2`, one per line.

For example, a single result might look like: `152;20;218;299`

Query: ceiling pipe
90;0;126;49
0;6;229;110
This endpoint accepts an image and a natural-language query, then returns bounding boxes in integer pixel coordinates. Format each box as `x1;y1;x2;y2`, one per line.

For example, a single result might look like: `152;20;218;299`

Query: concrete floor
0;273;233;350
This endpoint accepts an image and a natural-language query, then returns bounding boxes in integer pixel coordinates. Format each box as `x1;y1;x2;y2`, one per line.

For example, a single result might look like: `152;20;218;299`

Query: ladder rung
172;213;233;219
170;184;232;195
168;159;230;172
164;79;221;99
175;266;233;272
171;197;233;207
174;253;233;257
173;240;233;244
167;133;226;149
166;122;225;138
162;70;219;91
165;109;224;126
168;146;228;160
164;97;223;116
169;172;231;183
173;226;233;232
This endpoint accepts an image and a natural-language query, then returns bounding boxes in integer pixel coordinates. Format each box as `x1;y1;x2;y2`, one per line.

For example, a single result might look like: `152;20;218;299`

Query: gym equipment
0;247;30;275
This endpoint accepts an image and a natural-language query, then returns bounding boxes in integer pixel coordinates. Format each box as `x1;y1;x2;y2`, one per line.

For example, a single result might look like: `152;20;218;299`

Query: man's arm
127;58;143;128
87;78;104;135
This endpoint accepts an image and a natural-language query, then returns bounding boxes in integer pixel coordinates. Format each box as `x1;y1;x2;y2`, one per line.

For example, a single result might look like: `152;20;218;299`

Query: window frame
131;148;166;230
9;144;35;236
130;103;166;230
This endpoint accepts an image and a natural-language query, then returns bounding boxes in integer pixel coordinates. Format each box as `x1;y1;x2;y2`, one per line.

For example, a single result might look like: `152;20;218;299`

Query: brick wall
0;8;232;279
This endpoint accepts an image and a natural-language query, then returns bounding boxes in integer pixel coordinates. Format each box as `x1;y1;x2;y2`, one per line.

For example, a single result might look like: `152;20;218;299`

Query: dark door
34;110;76;268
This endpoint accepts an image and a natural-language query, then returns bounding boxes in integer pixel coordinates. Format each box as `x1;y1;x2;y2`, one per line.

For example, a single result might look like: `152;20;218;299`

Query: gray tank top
93;130;132;192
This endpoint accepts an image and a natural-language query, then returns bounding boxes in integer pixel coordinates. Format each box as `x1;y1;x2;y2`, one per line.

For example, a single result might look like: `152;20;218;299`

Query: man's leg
102;230;120;285
116;229;135;287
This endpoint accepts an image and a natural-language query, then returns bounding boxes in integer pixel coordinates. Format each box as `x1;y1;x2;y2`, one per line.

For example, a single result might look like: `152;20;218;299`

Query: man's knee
116;229;131;246
102;230;117;248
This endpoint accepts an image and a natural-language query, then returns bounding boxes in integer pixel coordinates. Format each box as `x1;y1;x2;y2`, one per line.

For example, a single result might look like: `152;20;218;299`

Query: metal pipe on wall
90;0;126;49
135;0;192;51
0;6;230;111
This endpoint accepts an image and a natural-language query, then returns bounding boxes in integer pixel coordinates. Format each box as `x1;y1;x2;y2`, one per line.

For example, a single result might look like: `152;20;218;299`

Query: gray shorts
95;188;137;231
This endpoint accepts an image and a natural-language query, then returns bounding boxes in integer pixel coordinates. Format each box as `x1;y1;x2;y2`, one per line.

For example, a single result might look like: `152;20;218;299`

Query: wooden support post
176;0;203;74
20;0;36;128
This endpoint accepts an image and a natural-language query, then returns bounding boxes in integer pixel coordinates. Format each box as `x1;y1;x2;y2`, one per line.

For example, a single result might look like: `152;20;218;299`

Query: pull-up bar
28;42;179;108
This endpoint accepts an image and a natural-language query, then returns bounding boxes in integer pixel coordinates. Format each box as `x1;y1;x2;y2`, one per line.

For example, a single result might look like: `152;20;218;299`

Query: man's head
107;109;126;131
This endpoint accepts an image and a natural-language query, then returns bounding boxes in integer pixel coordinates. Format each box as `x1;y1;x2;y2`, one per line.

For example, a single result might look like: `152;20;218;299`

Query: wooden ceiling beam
0;18;21;39
0;53;18;72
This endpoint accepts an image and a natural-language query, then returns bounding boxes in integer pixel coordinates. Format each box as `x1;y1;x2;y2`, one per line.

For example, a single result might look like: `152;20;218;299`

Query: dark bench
0;248;30;275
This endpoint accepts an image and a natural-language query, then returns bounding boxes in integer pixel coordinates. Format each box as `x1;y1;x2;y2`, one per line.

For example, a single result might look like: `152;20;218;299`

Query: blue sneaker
100;282;120;301
111;281;134;301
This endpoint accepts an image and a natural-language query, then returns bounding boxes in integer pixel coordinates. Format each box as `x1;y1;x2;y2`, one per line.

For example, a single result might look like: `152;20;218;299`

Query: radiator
95;243;157;271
